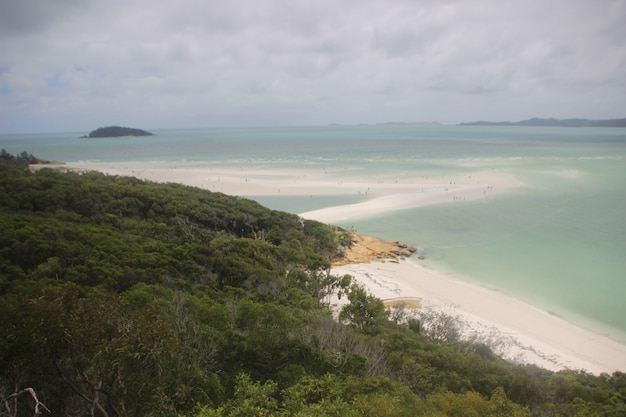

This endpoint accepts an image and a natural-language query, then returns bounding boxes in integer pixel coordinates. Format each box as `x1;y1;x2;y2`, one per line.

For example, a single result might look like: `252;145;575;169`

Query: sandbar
64;161;522;221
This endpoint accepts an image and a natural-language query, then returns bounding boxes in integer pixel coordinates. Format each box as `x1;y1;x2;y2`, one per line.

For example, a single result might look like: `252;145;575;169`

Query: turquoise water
2;125;625;341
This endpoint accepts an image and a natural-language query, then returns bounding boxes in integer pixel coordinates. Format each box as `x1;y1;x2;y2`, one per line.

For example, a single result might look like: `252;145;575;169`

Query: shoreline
60;161;523;218
331;258;626;374
57;161;626;374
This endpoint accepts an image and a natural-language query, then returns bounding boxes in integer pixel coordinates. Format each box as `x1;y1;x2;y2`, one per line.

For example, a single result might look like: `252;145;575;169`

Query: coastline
331;258;626;374
60;161;626;374
61;161;522;206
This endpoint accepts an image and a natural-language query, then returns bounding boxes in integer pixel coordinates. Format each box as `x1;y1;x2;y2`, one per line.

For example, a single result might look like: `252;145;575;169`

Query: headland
62;160;626;374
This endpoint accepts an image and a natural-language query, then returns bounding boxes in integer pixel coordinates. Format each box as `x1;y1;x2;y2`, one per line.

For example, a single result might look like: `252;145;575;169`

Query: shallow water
3;125;625;341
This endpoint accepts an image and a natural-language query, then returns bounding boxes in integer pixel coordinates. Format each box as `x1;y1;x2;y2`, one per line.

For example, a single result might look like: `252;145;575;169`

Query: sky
1;0;625;133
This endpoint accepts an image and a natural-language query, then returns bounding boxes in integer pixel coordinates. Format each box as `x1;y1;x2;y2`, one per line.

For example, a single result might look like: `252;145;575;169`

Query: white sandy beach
64;161;626;374
331;260;626;375
65;161;522;221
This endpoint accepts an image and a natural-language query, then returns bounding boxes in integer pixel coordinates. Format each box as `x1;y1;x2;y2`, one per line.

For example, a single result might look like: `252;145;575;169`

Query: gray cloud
0;0;94;36
1;0;624;133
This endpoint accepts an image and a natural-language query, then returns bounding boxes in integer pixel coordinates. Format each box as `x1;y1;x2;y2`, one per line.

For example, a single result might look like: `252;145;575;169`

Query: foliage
1;152;625;416
339;283;388;331
1;148;49;168
83;126;154;137
191;373;532;416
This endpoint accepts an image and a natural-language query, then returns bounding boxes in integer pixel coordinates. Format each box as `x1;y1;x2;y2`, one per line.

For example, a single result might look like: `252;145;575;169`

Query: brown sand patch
384;298;422;308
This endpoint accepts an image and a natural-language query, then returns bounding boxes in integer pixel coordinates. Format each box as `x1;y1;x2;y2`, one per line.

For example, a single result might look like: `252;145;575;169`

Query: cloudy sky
1;0;624;133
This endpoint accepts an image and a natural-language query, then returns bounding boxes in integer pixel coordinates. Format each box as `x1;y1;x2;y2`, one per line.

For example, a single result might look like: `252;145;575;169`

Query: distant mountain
458;117;626;127
81;126;154;138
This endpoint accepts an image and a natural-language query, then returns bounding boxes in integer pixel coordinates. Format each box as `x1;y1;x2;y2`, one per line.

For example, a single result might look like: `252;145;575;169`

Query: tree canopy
1;151;625;417
81;126;154;138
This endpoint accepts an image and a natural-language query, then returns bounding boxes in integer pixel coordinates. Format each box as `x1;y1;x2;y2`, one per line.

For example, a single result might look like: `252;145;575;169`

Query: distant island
458;117;626;128
81;126;154;138
376;121;442;127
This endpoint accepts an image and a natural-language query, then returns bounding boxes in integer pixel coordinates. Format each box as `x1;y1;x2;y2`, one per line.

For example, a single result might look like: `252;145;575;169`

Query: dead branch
6;388;51;416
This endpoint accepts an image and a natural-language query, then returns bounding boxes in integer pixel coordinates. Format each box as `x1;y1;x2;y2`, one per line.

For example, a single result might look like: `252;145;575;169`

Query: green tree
339;284;388;331
196;373;278;417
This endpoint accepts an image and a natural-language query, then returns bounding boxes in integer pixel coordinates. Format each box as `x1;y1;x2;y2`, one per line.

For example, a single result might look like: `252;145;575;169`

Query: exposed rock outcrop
333;232;416;265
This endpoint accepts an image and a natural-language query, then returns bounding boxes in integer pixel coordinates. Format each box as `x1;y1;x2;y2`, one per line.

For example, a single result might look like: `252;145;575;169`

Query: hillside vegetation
1;151;625;417
81;126;154;138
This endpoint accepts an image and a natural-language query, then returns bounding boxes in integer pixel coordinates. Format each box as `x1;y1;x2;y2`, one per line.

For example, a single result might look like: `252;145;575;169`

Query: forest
1;151;625;417
81;126;154;138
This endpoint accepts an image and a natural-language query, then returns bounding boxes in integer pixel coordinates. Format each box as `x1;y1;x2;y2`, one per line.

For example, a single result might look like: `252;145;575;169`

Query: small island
81;126;154;138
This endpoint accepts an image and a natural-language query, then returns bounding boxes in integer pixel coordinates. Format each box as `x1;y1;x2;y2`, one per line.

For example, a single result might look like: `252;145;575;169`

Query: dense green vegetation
81;126;154;138
1;151;625;416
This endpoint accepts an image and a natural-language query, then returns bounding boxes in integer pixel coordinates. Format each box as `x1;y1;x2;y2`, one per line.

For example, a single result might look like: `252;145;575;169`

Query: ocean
2;125;625;342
